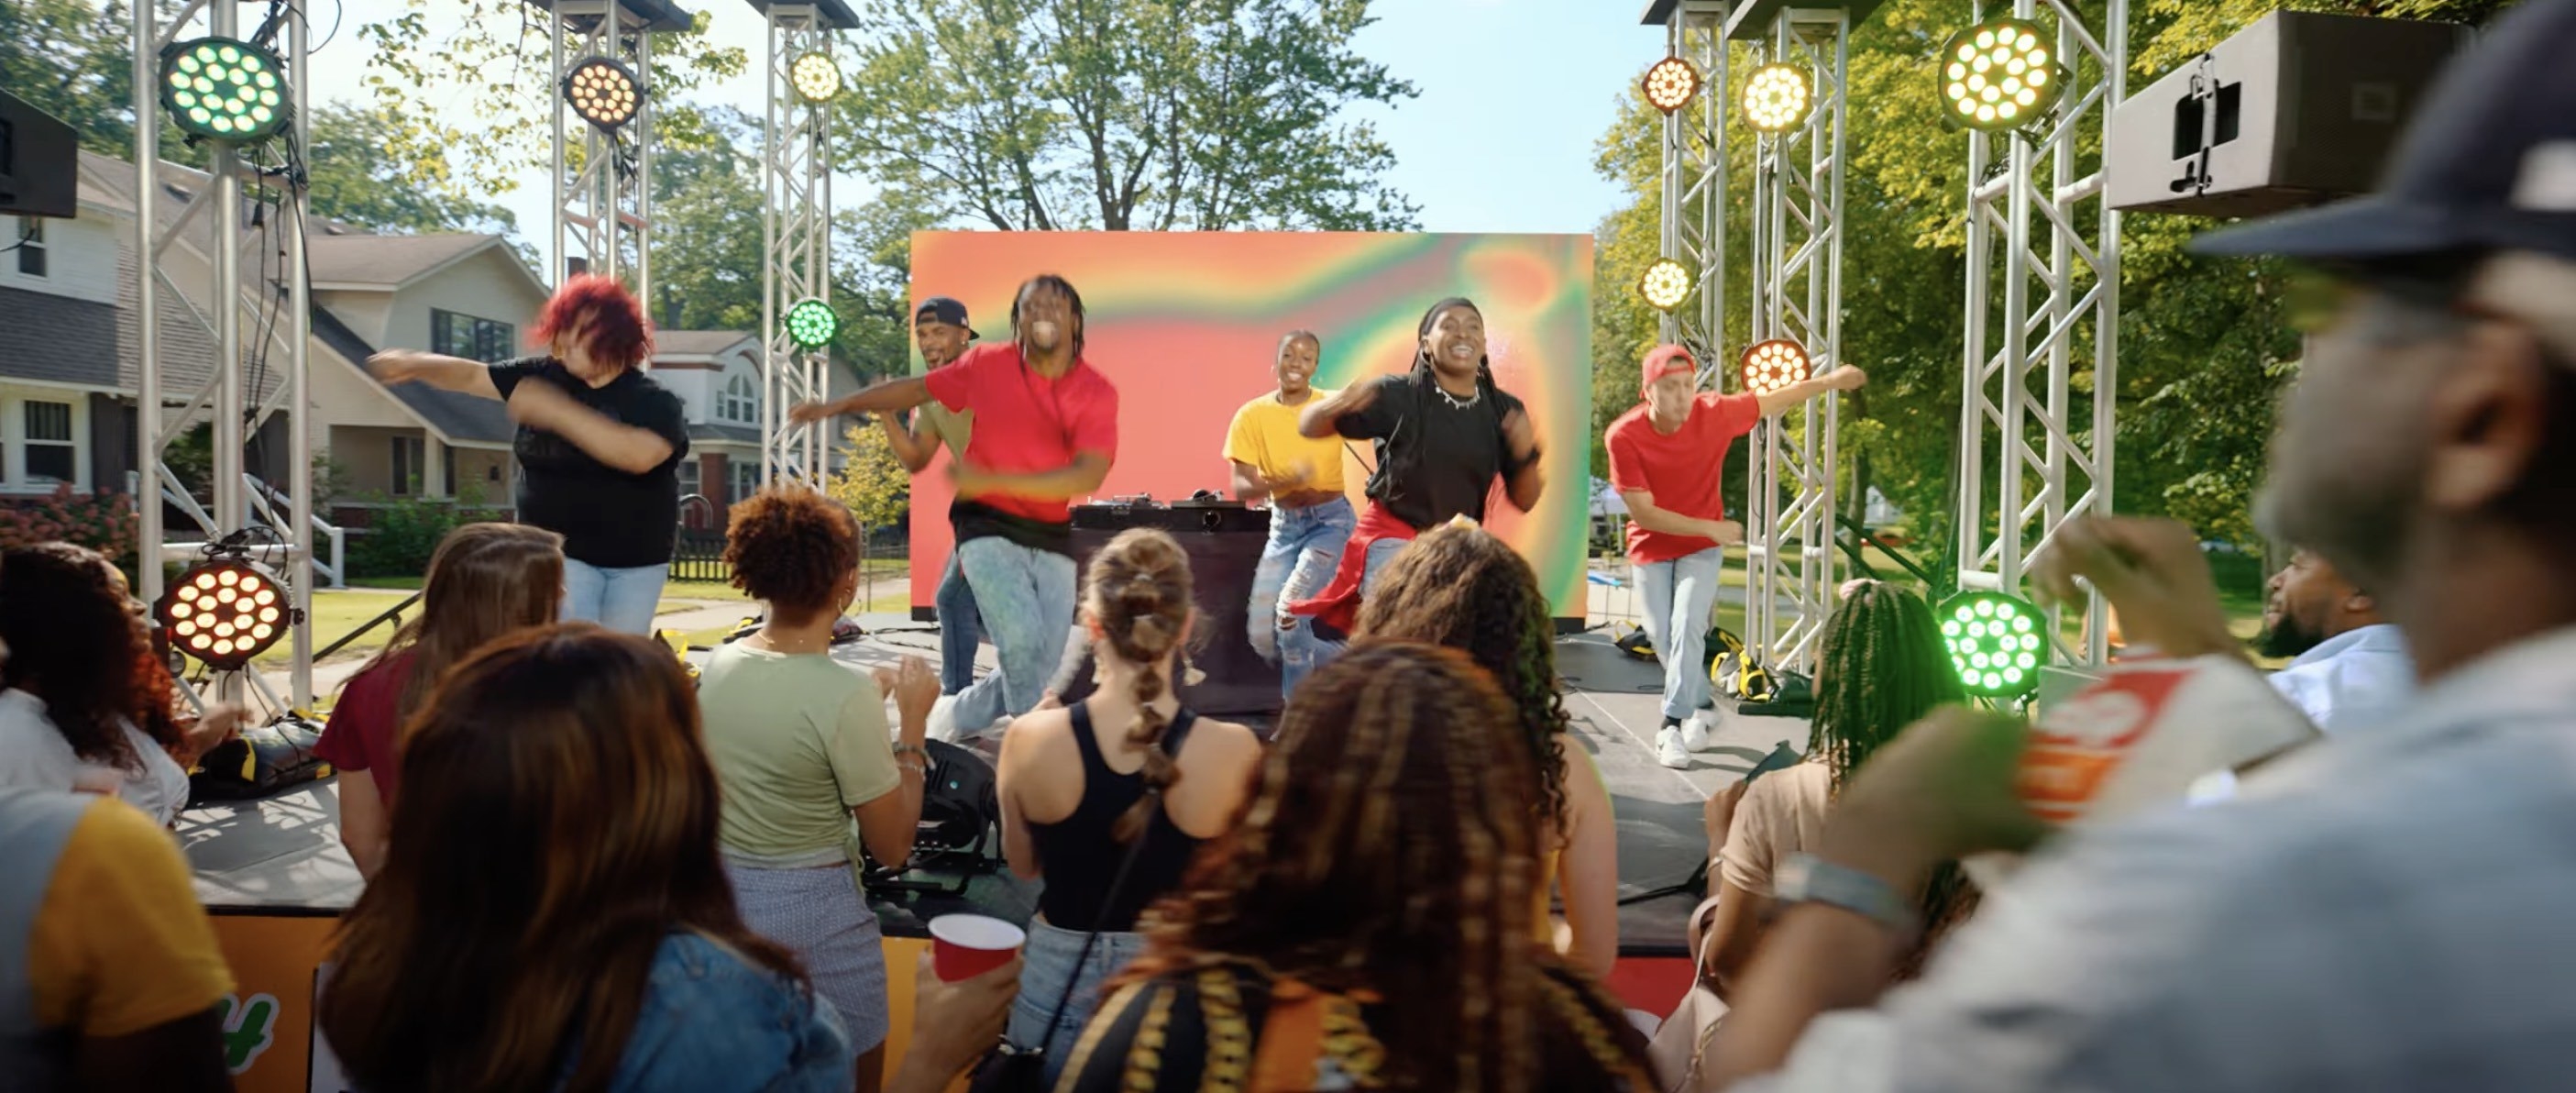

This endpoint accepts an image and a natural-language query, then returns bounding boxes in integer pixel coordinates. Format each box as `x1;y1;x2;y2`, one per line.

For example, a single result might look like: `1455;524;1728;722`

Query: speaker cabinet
2108;12;2469;218
1055;503;1282;716
0;90;78;220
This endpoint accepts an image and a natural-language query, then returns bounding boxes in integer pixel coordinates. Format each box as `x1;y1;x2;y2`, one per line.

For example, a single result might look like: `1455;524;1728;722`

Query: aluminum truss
132;0;318;712
754;1;852;488
1737;6;1849;678
1954;0;2126;668
1650;1;1731;381
534;0;690;293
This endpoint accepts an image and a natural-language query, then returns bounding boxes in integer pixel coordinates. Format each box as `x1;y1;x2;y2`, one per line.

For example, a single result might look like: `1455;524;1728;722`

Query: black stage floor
185;615;1807;958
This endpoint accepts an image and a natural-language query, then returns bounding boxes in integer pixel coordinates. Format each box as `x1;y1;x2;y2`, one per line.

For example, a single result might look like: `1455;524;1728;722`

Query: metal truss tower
1954;0;2126;668
532;0;692;292
1646;0;1730;381
753;0;854;488
132;0;318;711
1736;2;1853;677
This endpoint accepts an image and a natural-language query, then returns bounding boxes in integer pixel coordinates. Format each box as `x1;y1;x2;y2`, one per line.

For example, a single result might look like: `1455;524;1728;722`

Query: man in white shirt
2256;548;2413;734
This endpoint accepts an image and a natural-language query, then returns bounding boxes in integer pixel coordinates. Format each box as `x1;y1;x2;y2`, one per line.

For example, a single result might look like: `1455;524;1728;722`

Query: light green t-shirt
697;643;899;867
919;402;974;460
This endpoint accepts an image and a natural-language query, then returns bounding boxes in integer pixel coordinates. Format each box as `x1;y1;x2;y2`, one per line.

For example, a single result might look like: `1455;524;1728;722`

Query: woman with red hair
369;274;690;634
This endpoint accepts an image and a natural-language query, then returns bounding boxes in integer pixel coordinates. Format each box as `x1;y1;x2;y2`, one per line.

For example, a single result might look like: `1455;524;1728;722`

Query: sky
292;0;1665;243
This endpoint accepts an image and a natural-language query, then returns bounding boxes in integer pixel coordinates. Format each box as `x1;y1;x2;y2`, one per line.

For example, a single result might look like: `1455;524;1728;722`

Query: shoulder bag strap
1029;792;1160;1058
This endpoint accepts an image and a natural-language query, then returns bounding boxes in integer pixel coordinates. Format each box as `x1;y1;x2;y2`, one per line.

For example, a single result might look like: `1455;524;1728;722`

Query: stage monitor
2108;11;2469;218
0;90;78;220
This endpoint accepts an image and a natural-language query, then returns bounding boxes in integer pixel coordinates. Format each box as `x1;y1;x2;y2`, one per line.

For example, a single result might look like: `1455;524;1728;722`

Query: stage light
1935;590;2045;700
789;52;842;104
1742;64;1812;134
158;38;290;143
565;56;644;130
156;559;291;672
1637;259;1693;312
1642;56;1703;115
1740;338;1811;395
1939;18;2063;132
785;298;839;348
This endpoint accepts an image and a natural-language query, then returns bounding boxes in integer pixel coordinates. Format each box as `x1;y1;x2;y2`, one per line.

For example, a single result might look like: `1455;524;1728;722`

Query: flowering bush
0;486;139;566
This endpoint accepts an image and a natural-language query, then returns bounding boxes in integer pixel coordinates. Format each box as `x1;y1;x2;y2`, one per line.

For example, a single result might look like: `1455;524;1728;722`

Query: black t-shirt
1336;372;1523;531
489;357;689;568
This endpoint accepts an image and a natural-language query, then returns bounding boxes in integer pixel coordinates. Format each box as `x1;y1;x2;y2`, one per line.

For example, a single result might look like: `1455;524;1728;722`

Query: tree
303;104;518;235
2;0;192;163
837;0;1420;231
826;421;911;535
648;104;767;334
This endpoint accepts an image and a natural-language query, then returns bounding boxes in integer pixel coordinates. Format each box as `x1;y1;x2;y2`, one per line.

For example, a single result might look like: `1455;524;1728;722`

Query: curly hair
1353;524;1571;830
1080;528;1194;842
531;273;654;370
1116;643;1650;1092
723;487;859;621
0;543;152;770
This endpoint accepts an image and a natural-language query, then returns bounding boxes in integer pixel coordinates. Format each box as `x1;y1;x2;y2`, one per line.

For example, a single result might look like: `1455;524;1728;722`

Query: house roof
687;423;764;447
306;234;501;289
113;244;259;403
0;287;120;389
308;307;516;446
655;331;756;359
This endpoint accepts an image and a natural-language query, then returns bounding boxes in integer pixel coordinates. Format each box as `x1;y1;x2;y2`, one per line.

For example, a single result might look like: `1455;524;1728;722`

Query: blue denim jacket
597;932;853;1093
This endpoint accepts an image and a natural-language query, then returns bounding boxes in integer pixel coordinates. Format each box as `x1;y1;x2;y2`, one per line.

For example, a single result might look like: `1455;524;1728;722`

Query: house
645;330;764;528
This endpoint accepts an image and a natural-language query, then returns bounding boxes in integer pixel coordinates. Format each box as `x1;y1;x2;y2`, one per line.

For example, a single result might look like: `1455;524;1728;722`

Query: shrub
0;486;140;569
345;483;508;579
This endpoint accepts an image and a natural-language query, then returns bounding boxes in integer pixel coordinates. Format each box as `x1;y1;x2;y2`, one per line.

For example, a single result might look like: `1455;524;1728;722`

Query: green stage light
1939;18;2063;131
159;38;290;143
565;56;644;130
1742;63;1812;134
785;299;839;348
1638;259;1693;312
1936;590;2046;700
1643;56;1703;116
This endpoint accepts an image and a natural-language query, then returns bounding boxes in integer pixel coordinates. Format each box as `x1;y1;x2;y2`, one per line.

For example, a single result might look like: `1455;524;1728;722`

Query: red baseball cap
1641;344;1696;395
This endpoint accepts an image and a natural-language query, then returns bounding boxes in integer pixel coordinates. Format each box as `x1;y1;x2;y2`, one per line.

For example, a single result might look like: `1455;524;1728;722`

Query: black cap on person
914;297;978;340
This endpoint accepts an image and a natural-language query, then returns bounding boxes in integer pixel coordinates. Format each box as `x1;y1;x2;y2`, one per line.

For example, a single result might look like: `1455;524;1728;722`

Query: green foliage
825;422;910;532
0;486;141;569
346;486;501;578
0;0;192;163
303;103;518;235
837;0;1420;230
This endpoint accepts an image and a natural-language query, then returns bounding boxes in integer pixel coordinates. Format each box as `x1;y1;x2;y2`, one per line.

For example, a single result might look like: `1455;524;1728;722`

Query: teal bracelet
1776;853;1918;935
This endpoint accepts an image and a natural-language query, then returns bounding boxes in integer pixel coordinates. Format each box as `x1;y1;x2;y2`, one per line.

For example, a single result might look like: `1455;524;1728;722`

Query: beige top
1718;760;1833;898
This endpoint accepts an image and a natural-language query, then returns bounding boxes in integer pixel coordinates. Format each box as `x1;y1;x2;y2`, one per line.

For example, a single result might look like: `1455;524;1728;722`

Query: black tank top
1029;701;1205;932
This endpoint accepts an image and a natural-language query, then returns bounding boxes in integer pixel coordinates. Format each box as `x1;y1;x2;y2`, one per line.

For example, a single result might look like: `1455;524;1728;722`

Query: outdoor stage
182;610;1797;1091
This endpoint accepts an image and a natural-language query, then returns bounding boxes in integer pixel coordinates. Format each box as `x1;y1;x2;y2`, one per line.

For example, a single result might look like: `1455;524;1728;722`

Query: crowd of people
9;3;2576;1088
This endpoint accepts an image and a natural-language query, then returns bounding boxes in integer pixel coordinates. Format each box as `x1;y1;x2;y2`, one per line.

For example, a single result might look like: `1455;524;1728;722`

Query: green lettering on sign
214;992;281;1074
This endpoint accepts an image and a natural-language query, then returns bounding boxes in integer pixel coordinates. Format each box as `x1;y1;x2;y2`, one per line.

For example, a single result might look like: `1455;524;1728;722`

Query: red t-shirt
1606;392;1762;564
923;342;1119;525
312;651;417;803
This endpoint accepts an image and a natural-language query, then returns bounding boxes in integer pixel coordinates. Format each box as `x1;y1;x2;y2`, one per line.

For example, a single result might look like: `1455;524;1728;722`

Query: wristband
1775;853;1917;935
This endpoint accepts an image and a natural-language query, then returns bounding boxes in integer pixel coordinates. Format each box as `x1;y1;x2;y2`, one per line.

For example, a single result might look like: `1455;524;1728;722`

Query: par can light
1742;63;1813;134
565;56;644;130
1939;18;2063;132
159;38;290;143
1935;590;2046;700
157;559;293;671
785;298;840;348
1638;259;1694;312
1740;338;1811;396
789;52;842;104
1643;56;1704;115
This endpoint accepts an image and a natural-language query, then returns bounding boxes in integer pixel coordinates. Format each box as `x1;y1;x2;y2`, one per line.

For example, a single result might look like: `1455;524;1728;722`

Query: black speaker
0;90;78;220
2108;11;2469;217
1056;501;1281;716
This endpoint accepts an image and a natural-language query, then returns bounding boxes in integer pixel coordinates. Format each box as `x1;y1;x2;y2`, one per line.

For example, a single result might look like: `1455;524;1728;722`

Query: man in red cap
1604;344;1862;768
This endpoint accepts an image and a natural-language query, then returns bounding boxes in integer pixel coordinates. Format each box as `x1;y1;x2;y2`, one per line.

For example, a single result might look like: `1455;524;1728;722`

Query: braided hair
1354;524;1572;833
1115;643;1651;1092
1812;580;1978;975
1083;528;1194;843
1368;298;1509;516
1010;273;1088;359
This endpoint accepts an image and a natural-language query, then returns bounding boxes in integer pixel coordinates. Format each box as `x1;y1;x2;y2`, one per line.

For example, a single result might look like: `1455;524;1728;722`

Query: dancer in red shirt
1604;344;1860;768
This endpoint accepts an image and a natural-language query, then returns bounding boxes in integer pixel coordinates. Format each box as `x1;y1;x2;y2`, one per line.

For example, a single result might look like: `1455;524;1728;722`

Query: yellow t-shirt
28;796;237;1035
1222;392;1346;497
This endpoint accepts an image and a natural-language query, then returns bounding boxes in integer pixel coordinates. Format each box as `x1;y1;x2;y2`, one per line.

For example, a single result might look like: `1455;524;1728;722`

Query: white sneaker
1679;712;1714;752
926;694;960;743
1656;727;1692;769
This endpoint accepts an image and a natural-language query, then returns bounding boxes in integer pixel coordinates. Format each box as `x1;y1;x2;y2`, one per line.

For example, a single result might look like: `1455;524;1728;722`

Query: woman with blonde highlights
1058;642;1653;1091
319;625;849;1092
994;528;1261;1086
315;523;564;876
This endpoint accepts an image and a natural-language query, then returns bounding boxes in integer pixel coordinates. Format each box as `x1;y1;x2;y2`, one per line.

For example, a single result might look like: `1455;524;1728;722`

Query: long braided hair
1354;524;1572;832
1370;298;1507;513
1081;528;1194;842
1117;643;1649;1091
1811;580;1977;974
1010;273;1087;359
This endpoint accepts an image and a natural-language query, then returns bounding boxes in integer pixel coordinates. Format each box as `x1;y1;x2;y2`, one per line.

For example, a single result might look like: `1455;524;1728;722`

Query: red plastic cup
929;914;1025;982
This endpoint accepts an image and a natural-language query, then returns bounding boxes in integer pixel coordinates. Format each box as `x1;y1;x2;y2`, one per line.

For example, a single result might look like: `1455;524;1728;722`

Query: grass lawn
270;590;759;666
666;587;916;652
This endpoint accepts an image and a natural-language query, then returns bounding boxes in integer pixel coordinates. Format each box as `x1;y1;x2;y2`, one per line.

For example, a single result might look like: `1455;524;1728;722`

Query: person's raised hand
366;349;435;384
786;400;838;426
1034;690;1065;712
888;656;939;735
1502;406;1538;458
891;950;1022;1093
1703;519;1746;546
180;702;252;766
1829;366;1868;392
1821;706;2051;887
2030;516;2237;660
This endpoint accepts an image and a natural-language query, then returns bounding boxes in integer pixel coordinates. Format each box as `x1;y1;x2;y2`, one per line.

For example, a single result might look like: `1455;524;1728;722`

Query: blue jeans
950;537;1078;734
563;559;667;635
934;551;985;695
1636;546;1725;720
1249;498;1355;697
1286;535;1413;695
1006;919;1147;1089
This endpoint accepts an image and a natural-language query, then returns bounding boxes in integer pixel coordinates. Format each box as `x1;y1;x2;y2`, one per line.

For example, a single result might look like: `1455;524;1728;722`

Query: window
442;446;457;498
721;375;760;424
391;436;424;496
12;217;43;278
731;460;759;503
21;401;72;482
429;309;516;363
677;458;700;497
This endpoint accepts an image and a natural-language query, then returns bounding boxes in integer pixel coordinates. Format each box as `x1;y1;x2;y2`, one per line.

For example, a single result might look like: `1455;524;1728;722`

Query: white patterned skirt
725;861;890;1054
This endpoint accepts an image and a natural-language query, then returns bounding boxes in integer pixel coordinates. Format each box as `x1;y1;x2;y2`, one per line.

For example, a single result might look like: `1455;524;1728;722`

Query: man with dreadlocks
792;274;1117;739
1607;343;1864;768
1284;297;1545;639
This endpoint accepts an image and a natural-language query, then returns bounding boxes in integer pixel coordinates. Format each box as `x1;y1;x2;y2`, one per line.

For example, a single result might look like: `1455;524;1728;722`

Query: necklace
1435;384;1481;411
